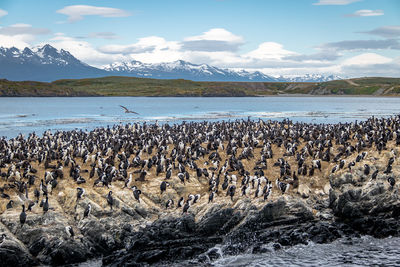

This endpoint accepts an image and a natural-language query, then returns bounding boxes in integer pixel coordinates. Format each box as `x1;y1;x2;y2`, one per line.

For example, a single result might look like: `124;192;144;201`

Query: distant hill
1;76;399;97
0;44;342;82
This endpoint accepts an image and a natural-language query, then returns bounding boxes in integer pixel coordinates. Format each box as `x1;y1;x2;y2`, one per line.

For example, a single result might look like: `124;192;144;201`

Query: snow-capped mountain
277;74;344;83
0;44;343;82
103;60;279;82
0;45;107;81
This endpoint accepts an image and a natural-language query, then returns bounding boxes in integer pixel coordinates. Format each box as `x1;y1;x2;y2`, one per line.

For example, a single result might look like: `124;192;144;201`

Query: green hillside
1;76;400;97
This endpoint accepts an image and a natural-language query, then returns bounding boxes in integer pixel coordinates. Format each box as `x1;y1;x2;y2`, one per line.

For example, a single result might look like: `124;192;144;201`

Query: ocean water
211;236;400;267
76;236;400;266
1;96;400;138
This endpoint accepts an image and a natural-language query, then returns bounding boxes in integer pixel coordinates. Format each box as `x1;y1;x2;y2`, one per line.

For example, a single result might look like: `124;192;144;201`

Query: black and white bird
339;159;346;169
177;172;185;184
166;199;174;209
276;179;290;194
76;187;85;200
193;194;200;204
124;174;133;188
331;165;339;174
132;188;141;203
182;202;190;214
388;176;395;188
263;186;271;201
177;197;184;208
84;203;91;218
160;181;169;194
43;196;49;214
6;200;13;209
65;226;75;238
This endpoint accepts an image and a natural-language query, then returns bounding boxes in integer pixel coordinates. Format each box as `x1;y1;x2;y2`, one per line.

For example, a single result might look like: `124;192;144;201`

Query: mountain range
0;44;343;82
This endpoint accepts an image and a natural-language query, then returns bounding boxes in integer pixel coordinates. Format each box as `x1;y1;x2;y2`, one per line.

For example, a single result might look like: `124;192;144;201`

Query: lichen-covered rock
329;171;400;219
298;184;311;198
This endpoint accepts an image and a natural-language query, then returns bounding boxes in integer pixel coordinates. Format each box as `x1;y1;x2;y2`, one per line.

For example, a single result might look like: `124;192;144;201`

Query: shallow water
211;236;400;267
1;96;400;138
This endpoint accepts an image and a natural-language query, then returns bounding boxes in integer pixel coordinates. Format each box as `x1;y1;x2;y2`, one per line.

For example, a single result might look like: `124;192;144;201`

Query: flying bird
119;105;139;115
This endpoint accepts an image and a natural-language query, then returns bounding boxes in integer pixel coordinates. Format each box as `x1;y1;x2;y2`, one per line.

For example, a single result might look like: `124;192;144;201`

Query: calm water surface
1;96;400;138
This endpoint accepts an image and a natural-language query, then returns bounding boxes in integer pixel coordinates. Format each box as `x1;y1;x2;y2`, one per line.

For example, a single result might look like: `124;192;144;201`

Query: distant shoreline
1;76;400;97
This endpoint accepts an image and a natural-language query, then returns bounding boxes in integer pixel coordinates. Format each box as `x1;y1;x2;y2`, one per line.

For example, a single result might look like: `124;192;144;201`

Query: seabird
160;181;169;194
43;196;49;214
84;203;92;218
177;197;184;208
20;204;27;227
77;187;85;200
208;192;215;203
6;200;13;209
65;226;75;238
276;179;290;194
182;202;190;214
388;177;395;188
166;199;174;209
107;191;114;210
133;188;141;203
119;105;139;115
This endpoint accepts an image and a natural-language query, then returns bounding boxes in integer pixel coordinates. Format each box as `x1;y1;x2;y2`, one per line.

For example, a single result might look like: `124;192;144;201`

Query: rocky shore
0;118;399;266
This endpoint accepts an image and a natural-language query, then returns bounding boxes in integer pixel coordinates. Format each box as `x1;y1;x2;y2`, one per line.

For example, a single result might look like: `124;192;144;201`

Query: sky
0;0;399;77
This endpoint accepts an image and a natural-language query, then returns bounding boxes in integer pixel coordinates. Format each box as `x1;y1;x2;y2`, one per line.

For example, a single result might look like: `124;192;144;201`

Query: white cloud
342;53;392;66
313;0;361;5
88;32;118;40
99;36;176;54
245;42;297;60
362;25;400;38
184;28;243;43
0;23;50;49
0;8;7;18
56;5;131;22
340;55;400;77
182;28;244;52
0;34;31;49
345;9;384;17
44;34;126;66
0;23;50;36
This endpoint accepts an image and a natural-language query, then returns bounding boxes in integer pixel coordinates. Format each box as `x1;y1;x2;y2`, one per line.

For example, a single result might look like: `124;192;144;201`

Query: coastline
1;76;400;97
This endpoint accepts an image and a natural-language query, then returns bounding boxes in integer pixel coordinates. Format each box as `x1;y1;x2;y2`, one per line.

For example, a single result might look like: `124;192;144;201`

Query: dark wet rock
0;239;37;267
207;248;222;261
197;207;234;236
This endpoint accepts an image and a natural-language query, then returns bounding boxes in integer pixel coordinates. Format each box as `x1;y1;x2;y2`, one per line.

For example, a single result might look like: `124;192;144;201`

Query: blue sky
0;0;399;77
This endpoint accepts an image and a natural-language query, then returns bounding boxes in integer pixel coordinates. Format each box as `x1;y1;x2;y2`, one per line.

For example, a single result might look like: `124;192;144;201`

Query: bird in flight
119;105;139;115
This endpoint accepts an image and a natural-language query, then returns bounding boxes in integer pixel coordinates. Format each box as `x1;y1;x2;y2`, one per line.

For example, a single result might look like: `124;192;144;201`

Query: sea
211;236;400;267
2;96;400;266
1;96;400;138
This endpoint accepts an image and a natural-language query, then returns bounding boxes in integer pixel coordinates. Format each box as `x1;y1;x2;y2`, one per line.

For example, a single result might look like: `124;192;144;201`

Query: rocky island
0;116;399;266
